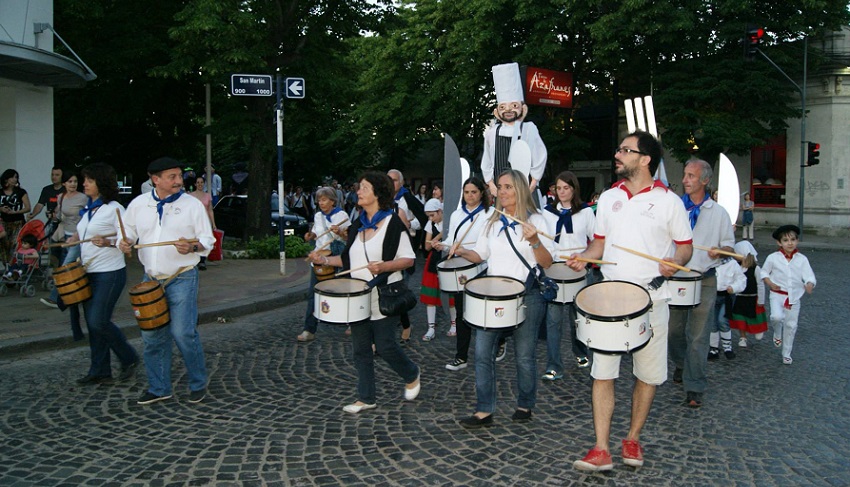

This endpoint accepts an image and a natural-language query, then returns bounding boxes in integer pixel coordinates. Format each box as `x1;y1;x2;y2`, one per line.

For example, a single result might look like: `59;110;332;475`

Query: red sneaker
573;446;613;472
622;439;644;467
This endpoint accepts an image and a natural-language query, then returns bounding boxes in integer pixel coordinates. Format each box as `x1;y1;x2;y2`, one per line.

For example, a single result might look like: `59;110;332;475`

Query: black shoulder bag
362;228;417;316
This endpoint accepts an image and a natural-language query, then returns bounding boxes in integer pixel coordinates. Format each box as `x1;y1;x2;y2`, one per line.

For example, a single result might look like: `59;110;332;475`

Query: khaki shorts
590;300;669;385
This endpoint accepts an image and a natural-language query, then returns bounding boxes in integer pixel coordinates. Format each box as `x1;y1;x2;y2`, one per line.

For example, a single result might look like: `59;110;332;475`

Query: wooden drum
52;261;92;305
129;281;170;330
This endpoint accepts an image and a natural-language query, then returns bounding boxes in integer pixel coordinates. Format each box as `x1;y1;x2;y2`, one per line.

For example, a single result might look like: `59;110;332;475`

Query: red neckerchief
779;247;799;261
611;179;668;200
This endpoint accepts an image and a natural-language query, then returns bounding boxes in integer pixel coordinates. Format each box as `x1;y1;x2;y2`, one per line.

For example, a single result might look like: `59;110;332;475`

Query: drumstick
48;234;118;248
560;246;587;252
693;244;744;260
494;208;555;240
304;239;334;261
335;261;384;277
449;214;479;257
116;208;128;242
558;255;617;265
133;238;199;249
612;244;691;272
315;218;349;240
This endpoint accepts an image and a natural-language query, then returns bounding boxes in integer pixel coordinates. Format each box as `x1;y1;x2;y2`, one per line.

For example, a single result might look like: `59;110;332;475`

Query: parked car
214;195;309;239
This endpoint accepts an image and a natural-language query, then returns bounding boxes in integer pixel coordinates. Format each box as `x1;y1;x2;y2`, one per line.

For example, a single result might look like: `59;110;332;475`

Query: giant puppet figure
481;62;547;197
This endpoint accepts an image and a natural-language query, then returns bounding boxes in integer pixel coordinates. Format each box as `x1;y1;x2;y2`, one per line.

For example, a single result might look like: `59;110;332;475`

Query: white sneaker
422;325;436;341
738;337;747;348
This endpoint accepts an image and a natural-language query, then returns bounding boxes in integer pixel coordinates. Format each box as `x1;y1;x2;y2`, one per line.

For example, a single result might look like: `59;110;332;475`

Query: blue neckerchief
497;214;519;236
79;197;103;220
358;209;393;232
545;204;573;243
151;189;183;222
323;207;343;223
682;194;707;230
393;186;409;202
456;204;485;232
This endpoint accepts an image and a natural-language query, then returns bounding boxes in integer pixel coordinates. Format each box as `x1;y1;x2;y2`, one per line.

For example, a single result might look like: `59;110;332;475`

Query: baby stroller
1;219;49;297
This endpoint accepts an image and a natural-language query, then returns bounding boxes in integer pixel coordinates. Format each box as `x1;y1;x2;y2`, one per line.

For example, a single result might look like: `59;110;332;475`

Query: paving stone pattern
1;249;848;486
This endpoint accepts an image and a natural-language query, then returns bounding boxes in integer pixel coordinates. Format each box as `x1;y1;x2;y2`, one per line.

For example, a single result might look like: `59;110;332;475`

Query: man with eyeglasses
668;159;736;410
481;63;547;198
566;131;692;471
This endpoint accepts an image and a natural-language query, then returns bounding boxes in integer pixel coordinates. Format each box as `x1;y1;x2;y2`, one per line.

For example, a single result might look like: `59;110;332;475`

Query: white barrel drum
546;262;587;304
313;278;371;324
666;270;703;309
575;281;653;354
463;276;526;330
437;257;487;293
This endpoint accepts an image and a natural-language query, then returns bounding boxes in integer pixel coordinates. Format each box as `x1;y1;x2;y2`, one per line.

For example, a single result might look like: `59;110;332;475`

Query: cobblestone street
1;249;849;486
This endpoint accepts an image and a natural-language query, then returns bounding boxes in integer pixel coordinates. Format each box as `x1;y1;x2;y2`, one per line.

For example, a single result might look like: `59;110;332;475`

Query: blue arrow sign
285;77;305;99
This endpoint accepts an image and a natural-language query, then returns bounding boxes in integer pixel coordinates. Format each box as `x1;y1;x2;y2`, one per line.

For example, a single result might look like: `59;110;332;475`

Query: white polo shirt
594;180;693;301
473;212;554;283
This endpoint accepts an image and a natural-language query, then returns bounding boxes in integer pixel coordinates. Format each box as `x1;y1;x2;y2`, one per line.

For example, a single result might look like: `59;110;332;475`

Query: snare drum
437;257;487;293
666;270;703;308
463;276;525;330
546;262;587;304
313;278;371;324
575;281;652;354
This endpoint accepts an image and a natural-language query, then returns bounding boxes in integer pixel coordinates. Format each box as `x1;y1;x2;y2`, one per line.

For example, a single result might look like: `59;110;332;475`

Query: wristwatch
531;241;541;249
192;244;199;252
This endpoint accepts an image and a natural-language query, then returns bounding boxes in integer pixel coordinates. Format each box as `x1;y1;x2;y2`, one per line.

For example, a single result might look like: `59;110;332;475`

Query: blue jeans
714;293;731;333
141;268;207;396
668;275;717;394
51;244;82;340
303;271;319;334
544;302;588;374
473;291;546;413
82;268;138;377
350;316;419;404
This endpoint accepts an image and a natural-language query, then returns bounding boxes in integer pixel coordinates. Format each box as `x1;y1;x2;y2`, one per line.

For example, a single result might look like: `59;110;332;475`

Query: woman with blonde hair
454;169;553;427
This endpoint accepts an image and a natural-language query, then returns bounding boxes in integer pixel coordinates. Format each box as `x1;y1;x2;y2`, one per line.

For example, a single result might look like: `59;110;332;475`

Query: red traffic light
807;141;821;166
748;28;765;41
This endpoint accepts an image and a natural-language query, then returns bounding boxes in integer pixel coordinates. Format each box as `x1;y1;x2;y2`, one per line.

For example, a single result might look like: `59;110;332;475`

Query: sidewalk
0;256;313;358
1;230;846;358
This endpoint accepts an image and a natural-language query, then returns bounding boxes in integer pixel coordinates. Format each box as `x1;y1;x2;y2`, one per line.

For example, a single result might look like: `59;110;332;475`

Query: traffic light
744;26;765;60
807;142;820;166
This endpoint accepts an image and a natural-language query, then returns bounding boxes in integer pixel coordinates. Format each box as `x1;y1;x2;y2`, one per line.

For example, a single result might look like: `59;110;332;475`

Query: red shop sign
523;66;573;108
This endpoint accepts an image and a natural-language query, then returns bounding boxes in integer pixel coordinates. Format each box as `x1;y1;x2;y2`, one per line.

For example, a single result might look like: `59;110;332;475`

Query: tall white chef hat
492;62;524;104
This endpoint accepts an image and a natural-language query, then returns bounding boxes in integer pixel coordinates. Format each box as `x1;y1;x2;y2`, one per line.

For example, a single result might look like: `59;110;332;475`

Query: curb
0;285;310;359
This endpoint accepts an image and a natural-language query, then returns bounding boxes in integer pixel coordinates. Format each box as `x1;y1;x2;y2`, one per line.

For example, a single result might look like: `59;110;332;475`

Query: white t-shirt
443;206;494;250
541;203;596;256
77;201;126;273
313;209;351;249
349;218;416;320
594;180;693;301
473;212;553;283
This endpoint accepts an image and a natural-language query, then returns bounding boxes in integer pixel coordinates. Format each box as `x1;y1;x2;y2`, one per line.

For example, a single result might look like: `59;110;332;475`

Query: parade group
0;63;816;472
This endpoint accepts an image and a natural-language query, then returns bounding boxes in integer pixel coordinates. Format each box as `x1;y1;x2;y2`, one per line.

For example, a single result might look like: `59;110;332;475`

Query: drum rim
437;257;478;271
574;280;652;322
464;276;525;300
586;333;653;355
668;271;703;282
314;278;371;297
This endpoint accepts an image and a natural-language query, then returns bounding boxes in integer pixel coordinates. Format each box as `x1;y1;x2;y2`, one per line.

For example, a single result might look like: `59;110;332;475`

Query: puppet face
494;101;527;124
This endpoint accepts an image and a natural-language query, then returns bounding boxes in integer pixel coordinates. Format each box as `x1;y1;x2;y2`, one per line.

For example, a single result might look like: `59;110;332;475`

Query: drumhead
464;276;524;300
575;280;651;322
130;281;160;295
314;278;371;296
668;270;703;282
437;257;476;271
546;262;587;282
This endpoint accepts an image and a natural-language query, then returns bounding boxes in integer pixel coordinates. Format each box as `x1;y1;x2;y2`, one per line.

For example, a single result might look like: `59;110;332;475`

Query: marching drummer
540;171;596;377
668;159;735;409
298;186;351;342
567;132;692;471
453;169;553;428
432;176;496;371
118;157;215;406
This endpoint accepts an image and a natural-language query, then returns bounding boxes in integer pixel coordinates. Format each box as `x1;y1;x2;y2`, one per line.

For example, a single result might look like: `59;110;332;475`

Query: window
750;135;787;207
